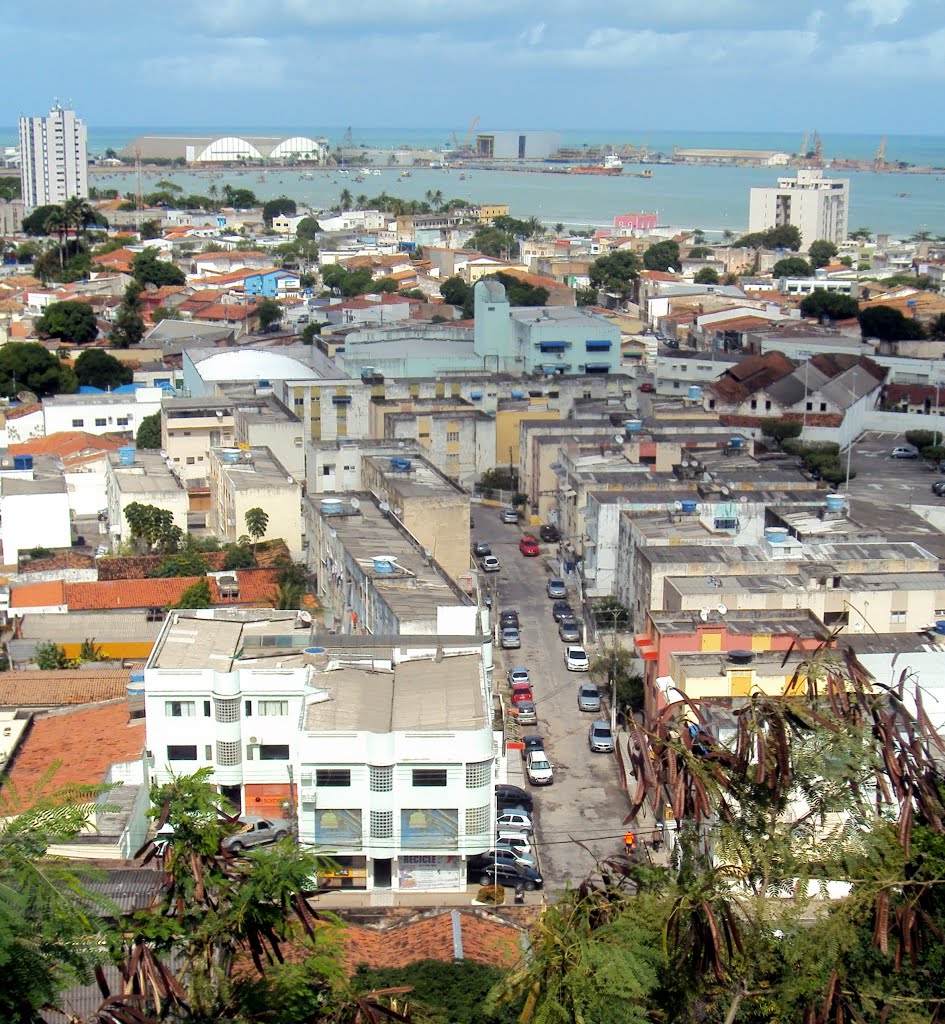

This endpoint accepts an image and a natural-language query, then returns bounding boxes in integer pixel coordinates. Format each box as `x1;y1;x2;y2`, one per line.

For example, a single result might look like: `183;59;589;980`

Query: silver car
501;627;521;649
500;508;519;523
546;577;567;599
577;683;602;713
588;720;615;753
222;816;289;852
558;618;581;643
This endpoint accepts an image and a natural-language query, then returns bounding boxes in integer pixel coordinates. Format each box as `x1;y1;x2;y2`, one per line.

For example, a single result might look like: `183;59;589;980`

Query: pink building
613;212;659;231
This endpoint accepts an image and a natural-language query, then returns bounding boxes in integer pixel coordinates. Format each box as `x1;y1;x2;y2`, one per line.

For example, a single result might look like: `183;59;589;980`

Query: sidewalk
311;884;544;910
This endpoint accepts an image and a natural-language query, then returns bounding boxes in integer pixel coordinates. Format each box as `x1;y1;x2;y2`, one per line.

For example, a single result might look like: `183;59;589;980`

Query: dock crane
450;116;480;153
799;130;810;157
874;135;887;171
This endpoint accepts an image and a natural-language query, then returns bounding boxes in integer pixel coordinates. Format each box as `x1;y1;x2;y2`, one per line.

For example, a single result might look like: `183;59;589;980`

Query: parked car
500;508;519;523
577;683;602;713
495;784;532;813
564;645;589;672
514;700;538;725
539;524;560;543
475;859;543;891
558;618;581;643
496;809;533;833
546;577;567;599
519;535;540;557
494;839;538;868
588;720;615;753
510;682;534;704
520;733;544;759
472;541;492;558
481;555;500;573
222;817;289;852
552;600;574;622
639;382;655;393
507;666;530;687
525;749;554;786
469;848;537;875
500;609;520;629
664;338;680;349
501;627;521;649
891;445;919;459
932;480;945;496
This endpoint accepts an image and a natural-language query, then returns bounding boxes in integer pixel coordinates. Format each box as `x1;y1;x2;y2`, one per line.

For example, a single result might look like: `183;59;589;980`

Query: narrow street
479;513;631;891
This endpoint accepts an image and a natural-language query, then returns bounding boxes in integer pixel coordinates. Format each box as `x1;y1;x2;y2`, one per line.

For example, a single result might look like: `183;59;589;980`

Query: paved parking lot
476;513;630;892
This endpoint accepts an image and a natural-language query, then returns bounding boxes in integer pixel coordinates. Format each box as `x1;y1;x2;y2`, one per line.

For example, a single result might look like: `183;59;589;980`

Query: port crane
451;116;480;153
874;135;887;171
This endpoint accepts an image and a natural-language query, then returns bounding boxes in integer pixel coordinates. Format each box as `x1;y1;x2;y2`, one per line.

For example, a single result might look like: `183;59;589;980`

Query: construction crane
812;131;823;166
462;115;480;149
874;135;887;171
133;144;143;228
799;131;810;158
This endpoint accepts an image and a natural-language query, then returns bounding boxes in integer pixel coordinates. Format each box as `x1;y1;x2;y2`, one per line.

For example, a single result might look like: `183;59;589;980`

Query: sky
6;0;945;134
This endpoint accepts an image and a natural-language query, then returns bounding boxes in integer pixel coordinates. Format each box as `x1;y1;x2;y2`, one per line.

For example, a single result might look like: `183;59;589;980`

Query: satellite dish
673;501;683;511
720;486;731;496
399;441;407;448
379;501;390;513
349;497;360;510
614;434;624;444
699;608;710;621
739;495;748;503
16;390;38;404
717;603;728;615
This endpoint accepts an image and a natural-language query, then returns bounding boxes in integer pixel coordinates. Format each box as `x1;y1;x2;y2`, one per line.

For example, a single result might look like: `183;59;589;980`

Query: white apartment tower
18;103;88;209
748;169;849;248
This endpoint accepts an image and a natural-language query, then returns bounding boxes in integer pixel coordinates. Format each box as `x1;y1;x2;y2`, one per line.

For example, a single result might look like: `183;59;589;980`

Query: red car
511;683;534;704
519;536;540;556
639;382;655;393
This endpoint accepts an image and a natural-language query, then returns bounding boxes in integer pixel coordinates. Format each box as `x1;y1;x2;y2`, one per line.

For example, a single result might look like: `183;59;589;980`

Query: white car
496;809;533;833
564;645;589;672
500;508;519;524
525;749;554;786
481;555;500;572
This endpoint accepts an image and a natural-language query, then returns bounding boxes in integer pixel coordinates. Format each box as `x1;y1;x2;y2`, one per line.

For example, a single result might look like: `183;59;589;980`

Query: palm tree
244;506;269;550
44;207;69;267
208;182;219;210
554;222;564;235
339;188;353;211
64;196;96;242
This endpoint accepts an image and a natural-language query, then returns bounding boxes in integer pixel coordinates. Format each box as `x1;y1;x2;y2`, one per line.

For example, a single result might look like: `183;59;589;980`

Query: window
806;402;813;412
215;698;239;722
465;804;490;835
216;740;241;766
370;810;394;839
244;700;252;716
891;611;907;624
259;744;290;760
165;700;195;717
95;418;107;427
186;457;195;465
370;765;393;792
203;700;211;717
72;418;84;428
820;403;827;412
714;518;738;531
167;745;197;760
259;700;288;716
117;417;129;426
413;768;448;787
316;768;351;787
446;431;460;442
750;400;757;410
322;464;334;476
146;607;164;623
466;759;492;788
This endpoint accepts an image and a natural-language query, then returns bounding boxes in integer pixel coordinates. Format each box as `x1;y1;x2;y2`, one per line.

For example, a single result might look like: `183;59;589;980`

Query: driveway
477;513;630;892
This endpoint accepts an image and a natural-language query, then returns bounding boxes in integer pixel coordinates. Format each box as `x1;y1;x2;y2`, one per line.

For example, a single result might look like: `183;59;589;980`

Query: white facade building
0;475;72;562
144;613;496;892
42;388;164;438
748;169;849;247
18;104;88;209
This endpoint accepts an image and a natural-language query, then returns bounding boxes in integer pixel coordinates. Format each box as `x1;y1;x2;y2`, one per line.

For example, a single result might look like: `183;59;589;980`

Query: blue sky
7;0;945;133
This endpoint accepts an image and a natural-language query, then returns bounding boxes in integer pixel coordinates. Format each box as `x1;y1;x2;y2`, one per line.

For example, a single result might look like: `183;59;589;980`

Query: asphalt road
476;513;630;892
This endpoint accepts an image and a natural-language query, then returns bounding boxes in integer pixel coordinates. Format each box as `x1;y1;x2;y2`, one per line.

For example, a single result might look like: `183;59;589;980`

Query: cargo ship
569;152;623;175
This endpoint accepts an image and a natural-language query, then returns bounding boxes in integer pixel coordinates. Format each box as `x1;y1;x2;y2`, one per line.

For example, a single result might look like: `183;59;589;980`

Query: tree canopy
262;196;297;225
643;240;680;272
136;411;162;449
0;342;77;398
21;205;63;236
108;282;146;349
255;298;284;331
485;272;549;307
799;289;860;320
693;266;719;284
74;348;133;390
772;256;813;278
35;300;99;345
320;263;377;298
733;224;803;250
859;304;926;341
588;250;642;300
132;248;185;287
808;239;839;268
466;227;515;259
296;216;320;241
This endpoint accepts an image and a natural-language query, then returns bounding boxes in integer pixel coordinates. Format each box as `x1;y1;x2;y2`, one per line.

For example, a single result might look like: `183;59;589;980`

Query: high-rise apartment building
748;169;849;248
18;103;88;209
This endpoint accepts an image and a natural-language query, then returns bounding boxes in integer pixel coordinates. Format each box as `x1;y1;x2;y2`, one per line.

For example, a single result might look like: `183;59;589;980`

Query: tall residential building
748;169;849;248
18;103;88;209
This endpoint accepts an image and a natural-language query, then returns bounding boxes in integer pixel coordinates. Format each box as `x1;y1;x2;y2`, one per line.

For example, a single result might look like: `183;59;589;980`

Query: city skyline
6;0;945;133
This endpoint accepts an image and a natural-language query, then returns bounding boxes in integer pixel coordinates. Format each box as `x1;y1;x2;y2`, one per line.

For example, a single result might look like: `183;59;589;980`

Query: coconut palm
43;206;70;267
338;188;353;211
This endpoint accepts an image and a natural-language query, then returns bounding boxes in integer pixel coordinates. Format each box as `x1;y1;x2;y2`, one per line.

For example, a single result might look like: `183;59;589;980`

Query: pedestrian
624;830;636;855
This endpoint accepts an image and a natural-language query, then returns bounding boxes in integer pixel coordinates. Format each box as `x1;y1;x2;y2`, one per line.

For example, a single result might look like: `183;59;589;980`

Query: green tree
150;550;210;578
733;224;803;250
109;281;146;348
35;300;98;345
170;577;212;608
688;246;712;259
808;239;839;268
77;638;108;663
799;289;860;320
136;412;162;449
693;266;719;284
123;501;182;554
132;248;185;287
588;251;642;301
74;348;133;390
850;226;873;241
440;275;473;308
487;272;548;307
21;204;63;236
467;226;516;259
338;188;353;211
643;239;680;272
255;298;283;331
761;419;803;445
773;256;813;277
859;304;926;341
262;196;297;225
296;216;320;241
373;276;399;293
0;342;77;398
34;641;70;670
589;645;643;715
139;218;162;240
244;506;270;549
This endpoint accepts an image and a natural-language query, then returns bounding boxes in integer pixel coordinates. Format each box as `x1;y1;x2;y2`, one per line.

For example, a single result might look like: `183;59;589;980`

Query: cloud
845;0;909;26
830;25;945;76
518;22;546;46
144;36;288;90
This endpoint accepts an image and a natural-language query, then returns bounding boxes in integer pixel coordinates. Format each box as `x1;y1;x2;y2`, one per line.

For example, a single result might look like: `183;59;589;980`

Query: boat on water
571;152;624;175
399;171;412;179
628;169;653;178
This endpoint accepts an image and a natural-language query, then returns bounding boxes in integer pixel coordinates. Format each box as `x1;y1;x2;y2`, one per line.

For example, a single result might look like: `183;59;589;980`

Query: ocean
5;125;945;237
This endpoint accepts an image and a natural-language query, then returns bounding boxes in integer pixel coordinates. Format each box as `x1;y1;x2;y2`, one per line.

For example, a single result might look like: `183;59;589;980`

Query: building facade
18;104;88;209
748;169;849;247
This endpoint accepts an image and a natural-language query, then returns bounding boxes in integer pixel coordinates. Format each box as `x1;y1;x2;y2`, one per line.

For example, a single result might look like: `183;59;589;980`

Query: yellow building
494;404;560;471
477;204;510;224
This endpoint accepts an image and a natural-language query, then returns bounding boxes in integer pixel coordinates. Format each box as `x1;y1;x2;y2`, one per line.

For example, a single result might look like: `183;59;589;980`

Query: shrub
761;420;803;445
906;430;937;450
475;884;505;905
921;445;945;463
27;546;54;559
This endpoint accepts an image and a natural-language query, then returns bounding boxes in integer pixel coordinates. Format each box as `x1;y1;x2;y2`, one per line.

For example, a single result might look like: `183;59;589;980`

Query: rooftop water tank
303;646;329;667
128;670;145;695
680;499;698;514
321;498;343;516
765;527;789;545
221;448;242;463
624;419;643;433
687;385;703;401
728;437;744;449
389;457;412;472
511;390;527;399
825;494;846;513
372;556;395;574
12;454;33;471
118;445;136;466
934;621;945;636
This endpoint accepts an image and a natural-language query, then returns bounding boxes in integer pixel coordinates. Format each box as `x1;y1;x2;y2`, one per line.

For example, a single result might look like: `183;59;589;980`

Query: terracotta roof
6;402;42;420
708;351;796;404
704;315;775;333
498;268;573;292
9;431;127;459
4;700;145;796
191;250;270;263
0;670;129;707
64;577;201;611
340;253;412;270
340;911;524;973
198;269;262;286
10;581;67;609
641;270;677;282
884;383;938;404
91;248;137;266
200;303;256;321
17;551;95;575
